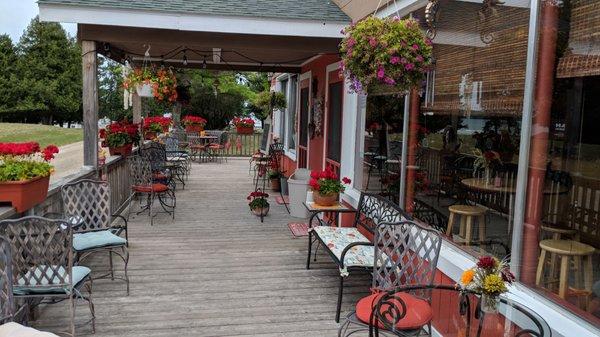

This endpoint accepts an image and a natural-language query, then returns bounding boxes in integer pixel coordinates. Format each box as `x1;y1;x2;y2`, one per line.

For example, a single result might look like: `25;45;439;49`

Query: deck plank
31;159;370;336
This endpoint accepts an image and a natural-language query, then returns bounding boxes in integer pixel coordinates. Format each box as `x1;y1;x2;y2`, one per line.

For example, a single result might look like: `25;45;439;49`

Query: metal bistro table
370;284;551;337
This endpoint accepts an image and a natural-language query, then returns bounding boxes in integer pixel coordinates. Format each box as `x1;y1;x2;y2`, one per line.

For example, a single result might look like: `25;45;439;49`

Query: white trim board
39;3;347;38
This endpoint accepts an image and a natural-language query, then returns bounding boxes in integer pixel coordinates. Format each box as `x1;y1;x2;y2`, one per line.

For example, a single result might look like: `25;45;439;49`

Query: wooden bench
306;192;411;322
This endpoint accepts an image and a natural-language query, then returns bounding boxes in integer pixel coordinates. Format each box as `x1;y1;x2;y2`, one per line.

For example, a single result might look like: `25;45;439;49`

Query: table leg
478;214;486;244
536;248;547;287
447;212;455;237
558;255;569;299
465;216;473;246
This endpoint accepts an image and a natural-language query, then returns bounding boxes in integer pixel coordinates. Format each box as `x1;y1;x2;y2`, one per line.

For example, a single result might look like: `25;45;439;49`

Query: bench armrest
339;241;373;270
308;210;358;228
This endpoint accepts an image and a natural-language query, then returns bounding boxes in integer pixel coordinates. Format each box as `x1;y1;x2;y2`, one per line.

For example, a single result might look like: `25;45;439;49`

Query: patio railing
223;132;263;157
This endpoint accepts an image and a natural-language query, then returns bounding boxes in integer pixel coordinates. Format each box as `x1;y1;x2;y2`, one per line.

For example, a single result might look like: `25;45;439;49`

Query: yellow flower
483;274;507;294
461;269;475;285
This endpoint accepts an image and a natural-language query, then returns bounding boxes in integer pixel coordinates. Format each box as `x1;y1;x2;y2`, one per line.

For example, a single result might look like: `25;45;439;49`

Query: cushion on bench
312;226;379;272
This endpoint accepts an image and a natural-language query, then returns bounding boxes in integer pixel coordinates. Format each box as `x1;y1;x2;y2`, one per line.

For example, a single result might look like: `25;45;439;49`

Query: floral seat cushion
312;226;379;270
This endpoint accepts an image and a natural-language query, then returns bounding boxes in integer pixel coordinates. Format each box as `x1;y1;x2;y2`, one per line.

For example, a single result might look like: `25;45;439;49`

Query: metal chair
339;220;442;337
208;131;230;163
61;179;129;294
0;216;95;336
0;236;14;325
164;137;190;186
128;155;176;226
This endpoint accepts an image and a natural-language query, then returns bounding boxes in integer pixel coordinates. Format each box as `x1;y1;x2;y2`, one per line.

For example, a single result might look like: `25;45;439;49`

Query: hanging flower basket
136;83;154;97
340;16;433;94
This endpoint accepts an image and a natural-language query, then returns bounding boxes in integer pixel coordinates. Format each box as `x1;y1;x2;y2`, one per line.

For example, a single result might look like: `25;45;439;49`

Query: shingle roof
38;0;350;22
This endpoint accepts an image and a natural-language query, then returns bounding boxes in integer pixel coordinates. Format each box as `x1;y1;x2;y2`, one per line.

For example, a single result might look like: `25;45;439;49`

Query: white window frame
285;74;298;159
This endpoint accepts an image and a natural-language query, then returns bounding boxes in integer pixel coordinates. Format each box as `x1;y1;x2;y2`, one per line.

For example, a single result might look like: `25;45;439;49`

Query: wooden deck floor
32;158;370;336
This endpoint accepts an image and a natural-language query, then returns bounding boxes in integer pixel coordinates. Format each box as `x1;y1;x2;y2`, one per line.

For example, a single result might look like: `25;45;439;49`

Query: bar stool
446;205;486;245
536;239;595;309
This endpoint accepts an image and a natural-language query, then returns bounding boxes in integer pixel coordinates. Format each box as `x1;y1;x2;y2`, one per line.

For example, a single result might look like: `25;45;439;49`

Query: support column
132;93;142;124
82;40;98;168
521;1;560;284
404;89;420;213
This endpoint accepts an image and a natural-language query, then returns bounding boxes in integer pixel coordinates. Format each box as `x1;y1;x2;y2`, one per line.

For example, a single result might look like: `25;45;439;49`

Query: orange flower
461;269;475;285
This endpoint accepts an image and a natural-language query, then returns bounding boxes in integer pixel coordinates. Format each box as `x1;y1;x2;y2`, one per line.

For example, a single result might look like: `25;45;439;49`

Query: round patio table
370;284;551;337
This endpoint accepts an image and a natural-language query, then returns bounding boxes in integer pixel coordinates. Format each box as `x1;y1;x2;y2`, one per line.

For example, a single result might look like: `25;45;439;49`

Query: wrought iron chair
339;220;443;337
164;137;190;186
128;155;176;226
0;216;95;336
208;131;231;163
411;198;448;233
0;236;14;325
187;134;205;162
61;179;129;294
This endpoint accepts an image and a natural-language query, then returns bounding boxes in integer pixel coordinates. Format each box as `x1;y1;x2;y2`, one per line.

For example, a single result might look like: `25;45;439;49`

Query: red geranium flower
342;177;352;184
477;256;497;270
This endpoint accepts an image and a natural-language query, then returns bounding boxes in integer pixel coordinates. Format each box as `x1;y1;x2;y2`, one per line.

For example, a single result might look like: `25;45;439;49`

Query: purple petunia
412;44;420;51
405;63;415;71
390;56;401;64
383;77;396;85
369;37;378;47
377;67;385;79
416;55;424;62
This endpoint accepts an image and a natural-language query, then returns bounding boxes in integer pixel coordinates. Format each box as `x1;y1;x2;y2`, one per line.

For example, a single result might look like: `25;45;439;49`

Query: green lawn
0;123;83;148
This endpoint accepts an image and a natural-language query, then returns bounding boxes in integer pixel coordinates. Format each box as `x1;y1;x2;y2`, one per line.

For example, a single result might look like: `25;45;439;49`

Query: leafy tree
251;91;287;129
15;17;81;125
98;55;131;121
0;34;19;119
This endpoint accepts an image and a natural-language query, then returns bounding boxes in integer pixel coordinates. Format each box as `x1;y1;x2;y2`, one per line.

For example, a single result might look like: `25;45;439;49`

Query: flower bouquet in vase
460;256;514;313
309;168;351;206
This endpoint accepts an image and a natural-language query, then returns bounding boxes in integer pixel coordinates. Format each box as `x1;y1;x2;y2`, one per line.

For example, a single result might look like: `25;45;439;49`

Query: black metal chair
61;179;130;294
0;216;95;336
339;220;442;337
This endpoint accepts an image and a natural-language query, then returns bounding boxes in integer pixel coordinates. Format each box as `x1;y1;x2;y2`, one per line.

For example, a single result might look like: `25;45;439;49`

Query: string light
182;49;188;66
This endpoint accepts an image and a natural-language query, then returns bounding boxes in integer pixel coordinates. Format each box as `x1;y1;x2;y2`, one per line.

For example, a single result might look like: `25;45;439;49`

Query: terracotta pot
108;143;133;157
236;125;254;134
313;192;339;206
251;206;269;217
144;131;157;140
270;178;281;192
0;176;50;213
185;125;204;133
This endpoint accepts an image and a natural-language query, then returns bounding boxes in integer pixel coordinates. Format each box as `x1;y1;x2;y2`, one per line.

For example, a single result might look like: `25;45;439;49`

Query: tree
251;91;287;129
0;34;19;120
98;55;131;121
15;17;81;125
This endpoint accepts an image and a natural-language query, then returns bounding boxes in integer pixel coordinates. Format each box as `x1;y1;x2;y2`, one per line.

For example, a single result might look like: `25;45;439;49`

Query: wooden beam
82;40;99;168
132;93;142;124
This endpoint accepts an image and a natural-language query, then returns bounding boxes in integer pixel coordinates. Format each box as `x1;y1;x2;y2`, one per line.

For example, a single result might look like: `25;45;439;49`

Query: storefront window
404;0;530;257
520;0;600;325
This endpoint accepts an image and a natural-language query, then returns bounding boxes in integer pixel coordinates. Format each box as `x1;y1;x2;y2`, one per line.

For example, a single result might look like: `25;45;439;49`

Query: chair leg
69;293;76;337
306;231;312;270
86;278;96;334
336;275;345;323
109;251;114;280
123;246;130;295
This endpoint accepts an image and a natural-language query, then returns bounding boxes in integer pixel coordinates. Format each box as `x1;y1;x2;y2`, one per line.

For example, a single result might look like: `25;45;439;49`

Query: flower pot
313;192;339;206
144;131;157;140
0;176;50;213
236;125;254;134
270;178;281;192
480;294;499;314
108;143;133;157
136;83;154;97
185;125;204;133
251;206;269;217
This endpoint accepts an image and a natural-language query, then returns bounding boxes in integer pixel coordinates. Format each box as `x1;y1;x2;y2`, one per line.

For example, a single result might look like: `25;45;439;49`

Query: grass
0;123;83;148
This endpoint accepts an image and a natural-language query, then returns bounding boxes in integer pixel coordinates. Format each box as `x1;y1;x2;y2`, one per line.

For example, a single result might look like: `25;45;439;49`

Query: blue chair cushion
73;230;127;251
14;266;91;295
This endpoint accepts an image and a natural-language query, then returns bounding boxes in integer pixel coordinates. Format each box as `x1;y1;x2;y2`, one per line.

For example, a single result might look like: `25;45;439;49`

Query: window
299;87;309;148
279;78;288;142
326;81;343;163
286;75;297;152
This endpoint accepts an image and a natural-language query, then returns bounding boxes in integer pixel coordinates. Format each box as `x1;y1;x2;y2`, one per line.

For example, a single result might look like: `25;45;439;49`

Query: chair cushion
133;183;169;193
153;172;168;180
73;230;127;251
356;292;433;330
0;322;59;337
14;266;91;295
312;226;376;268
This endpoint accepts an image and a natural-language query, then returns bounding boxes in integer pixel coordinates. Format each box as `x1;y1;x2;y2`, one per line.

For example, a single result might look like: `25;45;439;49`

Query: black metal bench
306;192;411;322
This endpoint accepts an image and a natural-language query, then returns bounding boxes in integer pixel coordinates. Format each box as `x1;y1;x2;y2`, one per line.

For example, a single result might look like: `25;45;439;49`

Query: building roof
37;0;350;22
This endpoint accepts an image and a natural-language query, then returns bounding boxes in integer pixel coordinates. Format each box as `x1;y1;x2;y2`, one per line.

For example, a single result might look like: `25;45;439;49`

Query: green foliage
249;197;269;209
252;91;287;122
13;17;81;124
0;35;19;116
0;123;82;147
99;56;131;121
0;160;53;182
317;179;346;195
105;133;131;148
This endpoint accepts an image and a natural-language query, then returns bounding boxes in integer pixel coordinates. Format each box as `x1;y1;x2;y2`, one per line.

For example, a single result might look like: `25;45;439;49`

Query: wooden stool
541;224;578;240
536;239;595;308
446;205;486;245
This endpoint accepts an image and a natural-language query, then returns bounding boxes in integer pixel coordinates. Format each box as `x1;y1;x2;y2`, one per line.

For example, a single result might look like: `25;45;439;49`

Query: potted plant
105;121;139;156
268;170;283;192
182;115;207;133
460;256;514;313
143;116;171;139
233;117;255;134
0;142;59;212
340;16;433;94
473;149;502;185
309;168;351;206
247;190;270;216
123;67;155;97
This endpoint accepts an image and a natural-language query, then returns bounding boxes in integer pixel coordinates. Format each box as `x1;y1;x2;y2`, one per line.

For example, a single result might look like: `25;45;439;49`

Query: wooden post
132;93;142;124
404;89;420;213
82;40;98;168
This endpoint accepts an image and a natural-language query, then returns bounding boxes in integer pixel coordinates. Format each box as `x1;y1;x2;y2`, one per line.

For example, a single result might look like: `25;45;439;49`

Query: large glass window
327;81;343;163
520;0;600;325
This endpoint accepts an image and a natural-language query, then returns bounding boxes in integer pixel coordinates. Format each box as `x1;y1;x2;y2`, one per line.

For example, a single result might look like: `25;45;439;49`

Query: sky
0;0;77;42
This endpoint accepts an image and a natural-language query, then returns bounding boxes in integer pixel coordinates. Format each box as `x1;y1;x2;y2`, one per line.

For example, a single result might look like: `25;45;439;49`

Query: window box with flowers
233;117;255;134
182;115;207;133
0;142;59;212
340;16;433;94
247;191;269;216
309;168;351;206
105;121;140;157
